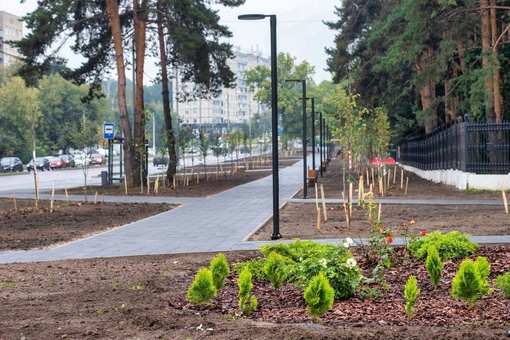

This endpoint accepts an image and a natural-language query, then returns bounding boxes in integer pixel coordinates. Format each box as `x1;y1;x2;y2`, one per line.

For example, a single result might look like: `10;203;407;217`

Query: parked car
89;152;105;165
73;154;91;167
61;154;75;168
46;155;67;170
153;155;169;167
0;157;23;172
27;157;51;172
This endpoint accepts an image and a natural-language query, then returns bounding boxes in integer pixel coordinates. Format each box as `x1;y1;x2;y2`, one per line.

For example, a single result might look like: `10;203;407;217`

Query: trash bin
101;171;108;186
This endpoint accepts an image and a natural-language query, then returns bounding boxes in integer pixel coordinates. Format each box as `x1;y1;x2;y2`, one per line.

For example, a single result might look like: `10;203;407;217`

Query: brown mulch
1;151;510;338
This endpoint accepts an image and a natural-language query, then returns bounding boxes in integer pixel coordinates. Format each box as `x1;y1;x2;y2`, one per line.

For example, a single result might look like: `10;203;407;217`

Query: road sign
103;123;115;140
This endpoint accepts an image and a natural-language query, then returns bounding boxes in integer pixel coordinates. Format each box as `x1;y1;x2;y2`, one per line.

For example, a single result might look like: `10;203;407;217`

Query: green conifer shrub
451;259;483;308
187;268;217;305
238;268;258;315
303;272;335;317
404;275;420;319
425;245;443;288
263;252;287;289
210;253;230;291
495;272;510;298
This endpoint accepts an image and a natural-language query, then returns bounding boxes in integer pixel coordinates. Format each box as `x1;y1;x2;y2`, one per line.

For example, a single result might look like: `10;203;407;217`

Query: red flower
378;227;384;233
386;236;393;243
420;230;426;237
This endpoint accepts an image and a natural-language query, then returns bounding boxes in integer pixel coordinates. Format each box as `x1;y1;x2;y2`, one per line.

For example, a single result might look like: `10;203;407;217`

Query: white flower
345;237;353;245
318;258;327;268
346;258;357;268
342;241;350;248
299;257;303;262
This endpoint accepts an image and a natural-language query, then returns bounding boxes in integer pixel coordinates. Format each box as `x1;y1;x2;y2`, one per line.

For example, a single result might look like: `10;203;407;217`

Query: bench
307;168;318;187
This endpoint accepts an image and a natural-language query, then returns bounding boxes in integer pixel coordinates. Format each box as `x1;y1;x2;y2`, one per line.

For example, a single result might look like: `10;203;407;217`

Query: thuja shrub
408;231;479;261
451;257;492;308
425;245;443;288
238;268;258;315
404;275;420;319
187;268;217;305
234;258;266;280
210;253;230;291
303;272;335;317
263;252;288;289
495;272;510;298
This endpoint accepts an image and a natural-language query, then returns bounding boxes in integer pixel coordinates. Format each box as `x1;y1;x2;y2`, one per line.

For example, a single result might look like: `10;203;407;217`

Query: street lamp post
319;111;323;177
286;79;307;199
239;14;281;240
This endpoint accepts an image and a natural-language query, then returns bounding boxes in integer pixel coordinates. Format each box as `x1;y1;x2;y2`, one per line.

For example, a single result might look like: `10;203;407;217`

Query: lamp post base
270;233;282;240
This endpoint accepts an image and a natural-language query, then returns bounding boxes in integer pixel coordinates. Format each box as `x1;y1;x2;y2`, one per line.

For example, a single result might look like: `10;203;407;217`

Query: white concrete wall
400;164;510;190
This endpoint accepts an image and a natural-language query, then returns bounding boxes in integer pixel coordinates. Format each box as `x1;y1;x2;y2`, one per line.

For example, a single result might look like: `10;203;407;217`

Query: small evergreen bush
263;252;288;289
495;272;510;298
187;268;217;305
451;257;491;308
425;245;443;288
303;272;335;317
408;231;479;260
404;275;420;319
234;258;266;280
210;253;230;291
238;268;258;315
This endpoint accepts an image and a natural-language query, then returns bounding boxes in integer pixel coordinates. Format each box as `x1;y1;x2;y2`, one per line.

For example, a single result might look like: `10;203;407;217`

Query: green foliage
495;272;510;298
303;272;335;317
209;253;230;292
407;231;479;261
263;252;288;289
234;258;266;281
238;268;258;315
425;245;443;288
258;239;361;299
451;257;492;308
404;275;420;319
187;268;217;305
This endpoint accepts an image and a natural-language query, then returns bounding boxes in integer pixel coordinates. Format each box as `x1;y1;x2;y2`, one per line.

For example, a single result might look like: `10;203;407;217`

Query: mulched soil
1;151;510;339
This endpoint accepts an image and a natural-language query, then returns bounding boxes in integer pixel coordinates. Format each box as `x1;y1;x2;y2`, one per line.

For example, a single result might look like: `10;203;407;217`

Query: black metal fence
398;115;510;174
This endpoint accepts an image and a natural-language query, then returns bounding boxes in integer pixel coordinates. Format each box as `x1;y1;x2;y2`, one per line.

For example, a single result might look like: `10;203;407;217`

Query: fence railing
398;115;510;174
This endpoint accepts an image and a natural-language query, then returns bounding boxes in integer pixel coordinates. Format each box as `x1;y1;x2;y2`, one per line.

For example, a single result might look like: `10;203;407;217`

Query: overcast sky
1;0;339;83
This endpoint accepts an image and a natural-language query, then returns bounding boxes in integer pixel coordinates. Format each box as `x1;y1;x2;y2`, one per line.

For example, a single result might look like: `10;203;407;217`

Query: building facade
176;46;269;135
0;11;23;69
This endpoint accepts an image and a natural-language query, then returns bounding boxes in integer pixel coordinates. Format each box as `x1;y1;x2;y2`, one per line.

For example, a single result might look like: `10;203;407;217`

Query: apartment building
176;46;269;134
0;11;22;68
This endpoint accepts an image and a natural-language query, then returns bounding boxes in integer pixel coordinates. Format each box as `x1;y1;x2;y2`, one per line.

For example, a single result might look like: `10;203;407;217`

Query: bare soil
1;154;510;339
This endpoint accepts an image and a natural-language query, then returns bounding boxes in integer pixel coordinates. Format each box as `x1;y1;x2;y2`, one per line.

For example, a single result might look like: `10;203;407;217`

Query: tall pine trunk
481;0;495;122
490;0;502;123
157;0;178;179
106;0;134;186
416;46;437;134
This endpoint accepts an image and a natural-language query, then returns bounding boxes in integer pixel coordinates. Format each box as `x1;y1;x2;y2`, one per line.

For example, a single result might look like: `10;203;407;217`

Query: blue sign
103;122;115;139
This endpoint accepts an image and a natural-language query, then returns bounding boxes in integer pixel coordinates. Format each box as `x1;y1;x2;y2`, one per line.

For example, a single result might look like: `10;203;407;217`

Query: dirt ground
1;153;510;339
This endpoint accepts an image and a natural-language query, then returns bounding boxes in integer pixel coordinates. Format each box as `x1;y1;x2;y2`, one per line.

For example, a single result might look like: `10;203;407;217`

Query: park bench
307;168;319;187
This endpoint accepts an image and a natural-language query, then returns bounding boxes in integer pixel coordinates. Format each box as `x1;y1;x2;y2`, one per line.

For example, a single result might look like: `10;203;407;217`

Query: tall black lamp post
286;79;307;198
318;111;323;177
239;14;281;240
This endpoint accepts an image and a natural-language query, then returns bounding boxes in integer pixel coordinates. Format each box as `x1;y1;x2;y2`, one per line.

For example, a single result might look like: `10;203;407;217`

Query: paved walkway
0;157;509;264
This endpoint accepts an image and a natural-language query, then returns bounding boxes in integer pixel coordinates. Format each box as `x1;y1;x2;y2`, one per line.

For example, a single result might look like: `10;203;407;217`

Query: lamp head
238;14;267;20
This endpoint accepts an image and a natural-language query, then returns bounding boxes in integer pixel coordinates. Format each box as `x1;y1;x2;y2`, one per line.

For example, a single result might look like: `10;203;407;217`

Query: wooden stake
405;177;409;195
393;165;397;184
371;167;375;186
378;203;382;221
94;191;98;204
358;176;363;205
317;208;321;232
349;182;353;216
400;169;404;189
387;170;391;187
50;180;55;212
140;170;144;194
196;172;200;185
379;178;384;197
502;186;508;214
320;184;328;221
342;192;350;228
155;174;159;194
64;186;69;204
13;191;17;210
315;183;319;210
366;168;370;187
173;175;176;189
124;175;128;195
147;174;150;195
35;178;40;210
